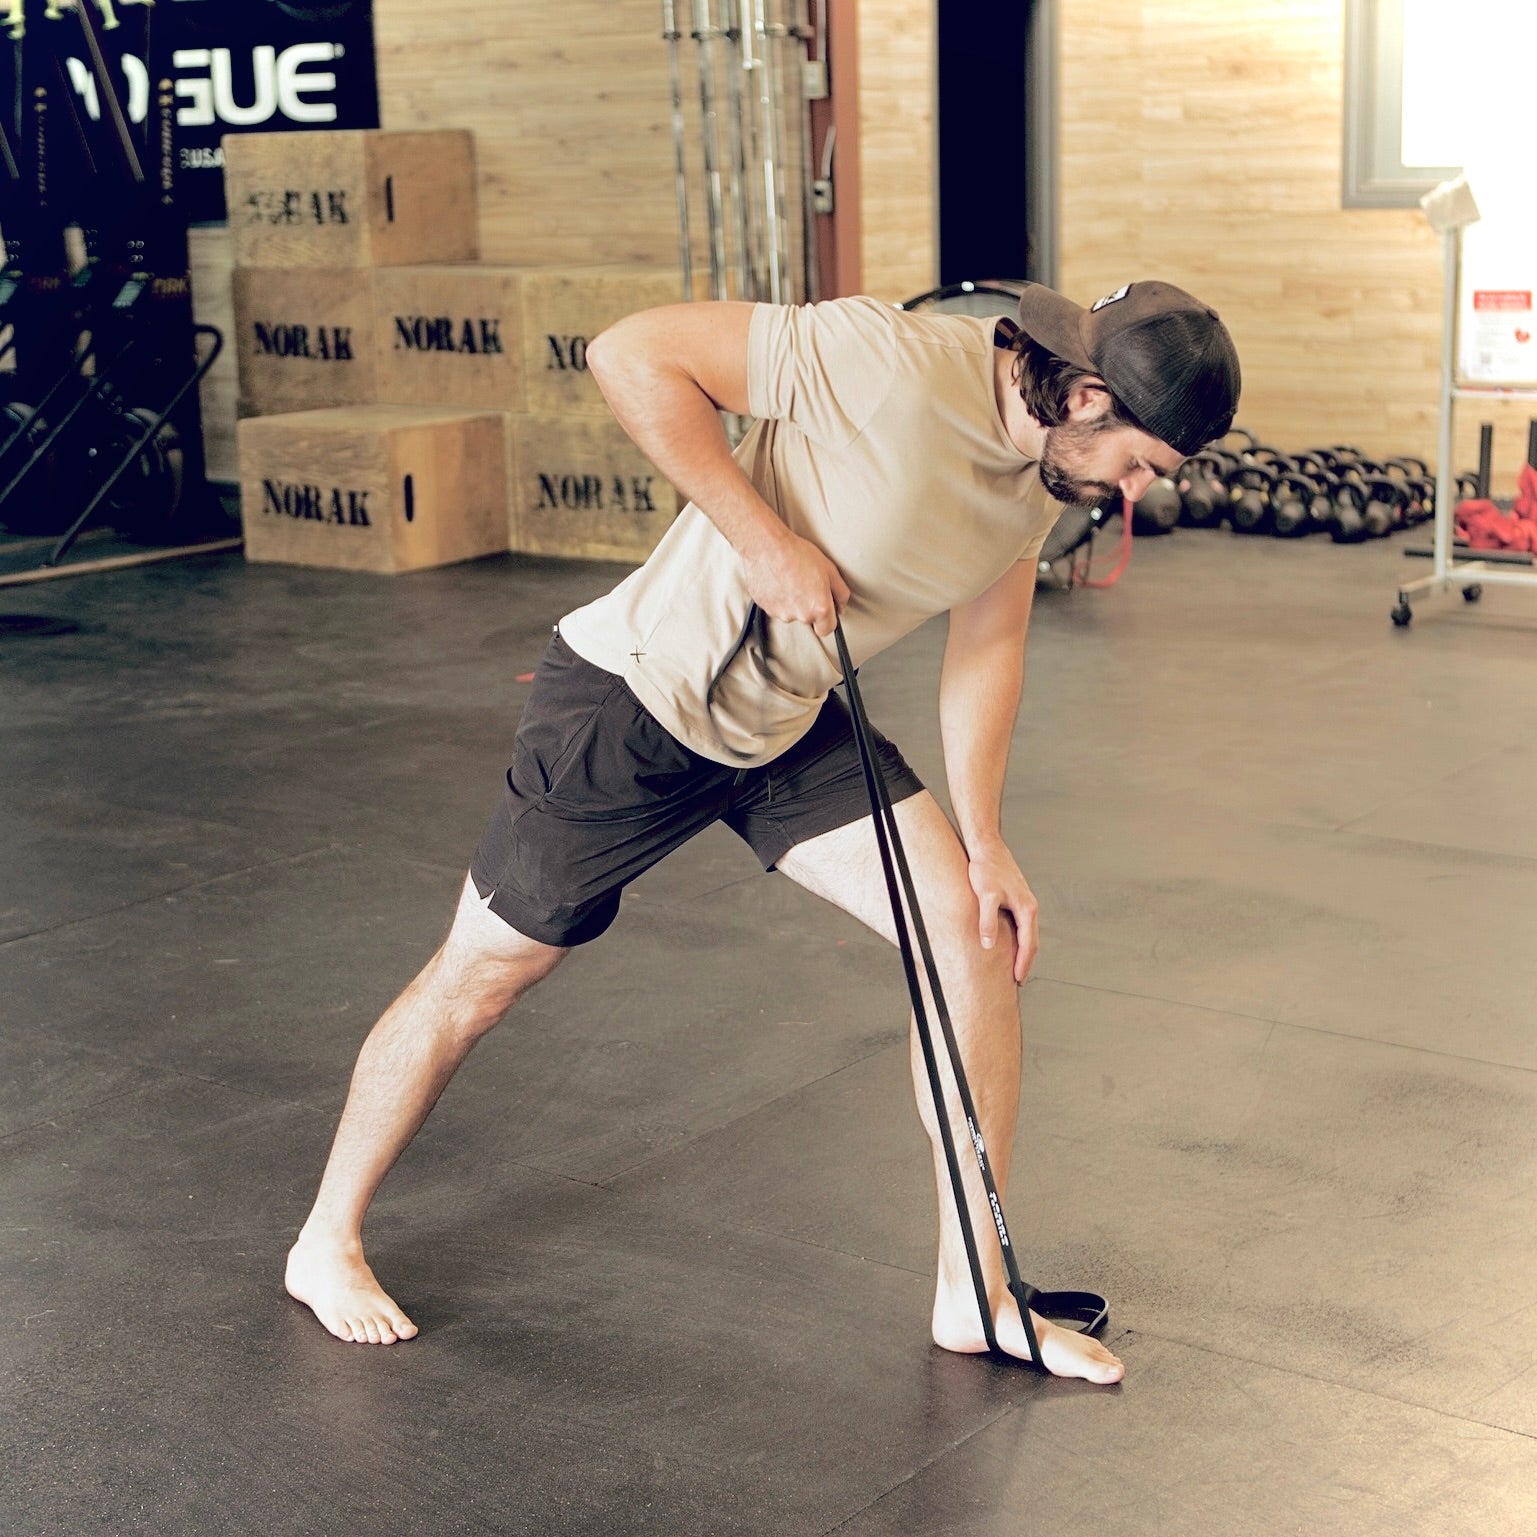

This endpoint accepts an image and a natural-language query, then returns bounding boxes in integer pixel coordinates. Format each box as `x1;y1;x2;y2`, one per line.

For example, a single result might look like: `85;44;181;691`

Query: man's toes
361;1318;382;1344
1087;1346;1124;1383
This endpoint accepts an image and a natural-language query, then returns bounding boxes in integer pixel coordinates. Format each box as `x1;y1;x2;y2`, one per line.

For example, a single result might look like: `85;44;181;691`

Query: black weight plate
100;409;186;542
0;404;70;536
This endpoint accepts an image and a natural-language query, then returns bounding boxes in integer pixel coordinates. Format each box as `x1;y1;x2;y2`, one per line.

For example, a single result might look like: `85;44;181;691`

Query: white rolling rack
1392;177;1537;627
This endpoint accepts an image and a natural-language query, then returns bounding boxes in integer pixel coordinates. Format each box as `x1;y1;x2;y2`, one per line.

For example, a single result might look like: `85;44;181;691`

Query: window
1343;0;1459;207
1345;0;1537;209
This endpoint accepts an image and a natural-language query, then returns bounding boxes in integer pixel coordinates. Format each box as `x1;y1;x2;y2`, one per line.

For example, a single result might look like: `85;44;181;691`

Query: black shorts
469;629;925;946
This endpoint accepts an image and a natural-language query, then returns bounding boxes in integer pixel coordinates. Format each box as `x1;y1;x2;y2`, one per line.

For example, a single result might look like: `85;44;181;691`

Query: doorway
936;0;1054;286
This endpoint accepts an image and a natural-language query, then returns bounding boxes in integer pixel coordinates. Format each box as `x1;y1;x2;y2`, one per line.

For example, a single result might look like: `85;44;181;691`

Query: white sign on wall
1459;218;1537;386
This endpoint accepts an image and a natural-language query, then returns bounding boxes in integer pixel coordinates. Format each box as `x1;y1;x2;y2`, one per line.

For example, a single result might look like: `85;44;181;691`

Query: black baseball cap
1016;280;1241;457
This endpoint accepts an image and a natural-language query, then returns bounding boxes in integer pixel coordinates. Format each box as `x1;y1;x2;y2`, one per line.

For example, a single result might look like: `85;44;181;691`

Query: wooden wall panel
373;0;682;269
856;0;937;303
1058;0;1532;489
374;0;937;296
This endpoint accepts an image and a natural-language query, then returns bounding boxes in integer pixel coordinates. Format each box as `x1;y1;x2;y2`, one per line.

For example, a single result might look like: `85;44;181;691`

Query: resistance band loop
833;622;1046;1369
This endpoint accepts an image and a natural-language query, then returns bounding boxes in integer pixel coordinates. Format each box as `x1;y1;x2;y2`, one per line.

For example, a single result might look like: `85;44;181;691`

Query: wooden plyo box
372;264;526;412
510;414;678;563
239;405;509;575
233;268;377;416
222;130;479;269
521;266;683;416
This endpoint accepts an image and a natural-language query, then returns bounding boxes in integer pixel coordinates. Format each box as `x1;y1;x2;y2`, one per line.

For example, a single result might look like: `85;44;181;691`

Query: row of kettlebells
1127;429;1475;543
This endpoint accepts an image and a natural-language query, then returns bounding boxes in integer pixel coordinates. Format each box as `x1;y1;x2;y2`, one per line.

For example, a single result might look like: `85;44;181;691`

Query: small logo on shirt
1091;284;1131;312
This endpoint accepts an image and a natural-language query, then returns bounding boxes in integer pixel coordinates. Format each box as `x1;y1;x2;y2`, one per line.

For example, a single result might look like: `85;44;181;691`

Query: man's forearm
586;310;789;566
939;631;1026;854
585;303;847;632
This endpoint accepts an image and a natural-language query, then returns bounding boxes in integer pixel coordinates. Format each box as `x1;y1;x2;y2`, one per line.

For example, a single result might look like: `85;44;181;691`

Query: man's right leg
285;874;567;1345
776;795;1124;1383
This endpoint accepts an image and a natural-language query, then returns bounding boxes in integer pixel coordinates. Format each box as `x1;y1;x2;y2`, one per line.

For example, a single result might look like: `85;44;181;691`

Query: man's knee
920;880;1015;990
430;938;564;1038
432;884;569;1035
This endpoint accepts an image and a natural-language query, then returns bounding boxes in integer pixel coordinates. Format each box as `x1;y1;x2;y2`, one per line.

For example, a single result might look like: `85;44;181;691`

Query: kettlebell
1215;426;1261;461
1271;470;1321;538
1132;475;1182;536
1384;459;1433;525
1312;446;1364;482
1290;453;1333;519
1361;475;1404;538
1229;462;1279;535
1328;477;1370;543
1177;451;1229;528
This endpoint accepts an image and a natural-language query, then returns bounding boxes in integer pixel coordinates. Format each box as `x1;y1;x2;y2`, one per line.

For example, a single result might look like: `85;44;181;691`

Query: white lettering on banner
65;51;149;123
64;42;341;129
174;44;341;128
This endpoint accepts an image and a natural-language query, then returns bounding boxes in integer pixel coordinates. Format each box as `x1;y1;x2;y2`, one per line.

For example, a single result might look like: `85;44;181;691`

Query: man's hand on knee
965;837;1039;984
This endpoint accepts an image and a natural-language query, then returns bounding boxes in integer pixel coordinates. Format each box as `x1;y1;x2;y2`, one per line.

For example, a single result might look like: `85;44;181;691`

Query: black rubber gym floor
5;531;1537;1535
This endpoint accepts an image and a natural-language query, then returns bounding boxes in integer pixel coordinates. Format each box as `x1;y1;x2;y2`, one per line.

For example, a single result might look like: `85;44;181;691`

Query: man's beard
1038;416;1120;507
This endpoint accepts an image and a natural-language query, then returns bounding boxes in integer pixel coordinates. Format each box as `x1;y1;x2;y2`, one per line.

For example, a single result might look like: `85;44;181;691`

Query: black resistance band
833;622;1109;1364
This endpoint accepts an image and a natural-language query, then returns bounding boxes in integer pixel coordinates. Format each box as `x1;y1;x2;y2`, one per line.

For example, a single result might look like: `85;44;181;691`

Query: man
286;280;1240;1384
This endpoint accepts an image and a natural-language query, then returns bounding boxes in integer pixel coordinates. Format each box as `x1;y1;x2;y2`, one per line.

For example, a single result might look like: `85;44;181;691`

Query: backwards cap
1016;280;1241;457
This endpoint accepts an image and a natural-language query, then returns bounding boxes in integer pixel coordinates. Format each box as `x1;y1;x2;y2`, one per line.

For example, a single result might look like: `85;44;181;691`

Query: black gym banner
60;0;380;225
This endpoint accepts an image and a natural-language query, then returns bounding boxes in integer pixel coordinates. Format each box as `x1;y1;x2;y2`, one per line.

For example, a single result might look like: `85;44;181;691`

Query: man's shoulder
783;295;987;351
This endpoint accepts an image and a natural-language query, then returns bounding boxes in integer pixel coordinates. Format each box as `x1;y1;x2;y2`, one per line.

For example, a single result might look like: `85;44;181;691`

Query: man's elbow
583;320;628;394
585;315;661;417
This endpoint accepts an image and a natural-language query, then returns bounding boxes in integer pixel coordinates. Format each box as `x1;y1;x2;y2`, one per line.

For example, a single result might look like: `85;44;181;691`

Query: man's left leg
776;791;1124;1383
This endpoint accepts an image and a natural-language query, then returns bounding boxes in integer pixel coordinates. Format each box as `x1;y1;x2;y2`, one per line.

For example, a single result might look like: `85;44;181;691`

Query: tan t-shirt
558;296;1065;767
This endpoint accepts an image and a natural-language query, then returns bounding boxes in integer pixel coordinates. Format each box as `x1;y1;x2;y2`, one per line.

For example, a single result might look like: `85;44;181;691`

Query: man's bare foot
285;1234;418;1345
933;1300;1124;1384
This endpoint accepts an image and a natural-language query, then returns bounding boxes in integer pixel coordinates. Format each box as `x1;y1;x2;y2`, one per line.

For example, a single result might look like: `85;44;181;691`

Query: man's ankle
291;1221;364;1257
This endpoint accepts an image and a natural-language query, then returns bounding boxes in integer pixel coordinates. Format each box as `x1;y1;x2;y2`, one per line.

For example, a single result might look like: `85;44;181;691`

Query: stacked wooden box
490;265;685;562
228;128;681;574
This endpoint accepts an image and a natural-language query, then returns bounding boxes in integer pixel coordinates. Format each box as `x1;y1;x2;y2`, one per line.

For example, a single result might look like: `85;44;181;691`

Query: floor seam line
1328;823;1537;867
1331;739;1525;836
0;844;343;950
1125;1325;1537;1442
456;1152;936;1284
584;1039;905;1187
0;1082;172;1146
1033;973;1537;1076
0;1067;311;1146
818;1407;1017;1536
576;1177;935;1279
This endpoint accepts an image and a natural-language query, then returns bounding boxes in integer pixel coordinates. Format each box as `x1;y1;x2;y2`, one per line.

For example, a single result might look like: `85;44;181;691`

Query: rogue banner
62;0;380;224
